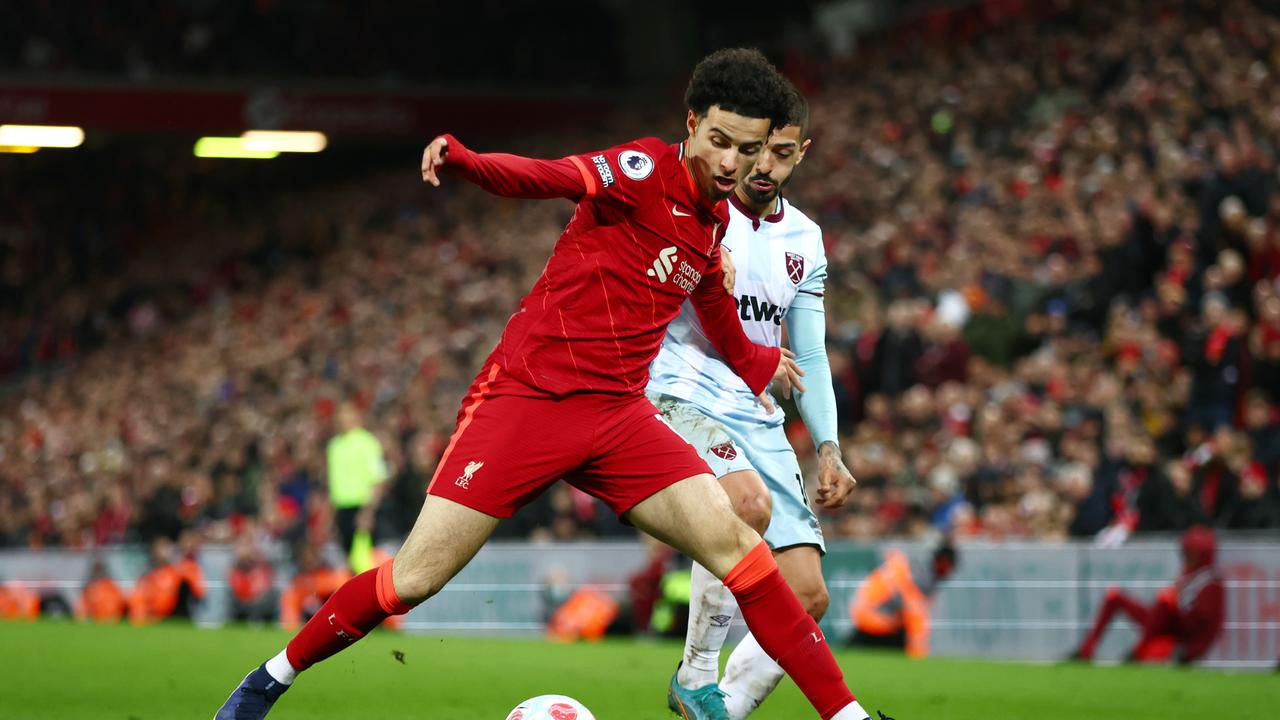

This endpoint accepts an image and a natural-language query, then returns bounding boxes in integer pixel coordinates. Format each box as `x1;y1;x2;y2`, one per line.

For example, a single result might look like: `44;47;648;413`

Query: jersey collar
729;191;785;230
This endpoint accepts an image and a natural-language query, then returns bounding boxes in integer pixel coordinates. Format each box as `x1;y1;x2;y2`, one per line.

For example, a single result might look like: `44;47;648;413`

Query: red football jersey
442;134;779;397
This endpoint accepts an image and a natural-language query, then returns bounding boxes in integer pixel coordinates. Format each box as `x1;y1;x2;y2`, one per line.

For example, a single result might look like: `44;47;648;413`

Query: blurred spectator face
1185;424;1208;450
147;454;173;485
1045;255;1069;287
901;385;935;426
887;301;914;330
1219;195;1246;233
685;106;770;201
233;536;258;565
337;403;362;432
1057;463;1092;501
150;537;175;566
1222;249;1244;282
1243;393;1274;431
178;530;200;557
1126;436;1156;466
929;464;959;502
1261;295;1280;327
1202;293;1228;326
88;558;111;581
980;504;1013;538
865;394;890;423
947;438;980;477
740;124;810;206
1245;219;1268;251
1216;143;1241;176
1156;280;1186;311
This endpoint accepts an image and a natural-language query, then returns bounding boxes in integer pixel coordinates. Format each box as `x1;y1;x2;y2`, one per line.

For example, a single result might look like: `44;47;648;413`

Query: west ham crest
710;441;738;460
785;252;805;284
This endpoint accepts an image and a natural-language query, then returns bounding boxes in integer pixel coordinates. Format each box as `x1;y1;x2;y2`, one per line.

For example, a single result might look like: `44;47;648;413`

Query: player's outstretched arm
689;265;801;411
787;305;855;507
420;134;591;200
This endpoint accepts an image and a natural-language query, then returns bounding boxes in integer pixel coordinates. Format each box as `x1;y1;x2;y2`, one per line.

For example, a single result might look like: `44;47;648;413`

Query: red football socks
285;560;413;671
723;542;857;720
280;549;855;717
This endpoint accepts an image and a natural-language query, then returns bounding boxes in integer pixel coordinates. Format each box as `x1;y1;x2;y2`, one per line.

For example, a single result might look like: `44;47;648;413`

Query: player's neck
731;186;780;219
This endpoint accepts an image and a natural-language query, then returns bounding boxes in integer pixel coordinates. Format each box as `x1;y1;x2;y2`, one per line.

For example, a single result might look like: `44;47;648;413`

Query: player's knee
390;558;442;606
792;580;829;620
734;490;772;536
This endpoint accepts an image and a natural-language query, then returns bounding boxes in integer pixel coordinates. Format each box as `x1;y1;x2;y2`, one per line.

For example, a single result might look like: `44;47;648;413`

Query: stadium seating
1;0;1278;552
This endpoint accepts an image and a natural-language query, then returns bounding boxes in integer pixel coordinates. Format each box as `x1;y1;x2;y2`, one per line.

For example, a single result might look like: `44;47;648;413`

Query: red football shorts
427;364;713;517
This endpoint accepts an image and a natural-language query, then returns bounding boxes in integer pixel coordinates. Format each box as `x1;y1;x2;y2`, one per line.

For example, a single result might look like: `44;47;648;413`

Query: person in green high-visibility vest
650;567;692;636
326;403;388;569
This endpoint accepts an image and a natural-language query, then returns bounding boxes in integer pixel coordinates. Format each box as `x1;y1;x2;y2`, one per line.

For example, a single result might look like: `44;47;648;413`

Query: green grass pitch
0;622;1275;719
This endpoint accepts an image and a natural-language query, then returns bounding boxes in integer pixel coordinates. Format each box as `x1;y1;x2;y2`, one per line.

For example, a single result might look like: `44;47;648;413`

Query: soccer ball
505;694;595;720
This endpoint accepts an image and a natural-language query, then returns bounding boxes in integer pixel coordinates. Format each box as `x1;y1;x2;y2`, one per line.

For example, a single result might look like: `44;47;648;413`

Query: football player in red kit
217;48;889;720
1072;525;1225;664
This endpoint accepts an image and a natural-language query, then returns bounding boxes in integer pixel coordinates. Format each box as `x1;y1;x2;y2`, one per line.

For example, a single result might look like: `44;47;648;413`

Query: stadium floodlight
193;137;279;159
0;125;84;148
0;145;40;154
241;130;327;153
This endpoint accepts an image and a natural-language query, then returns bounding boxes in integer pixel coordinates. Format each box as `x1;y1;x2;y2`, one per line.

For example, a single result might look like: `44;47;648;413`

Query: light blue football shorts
647;393;825;553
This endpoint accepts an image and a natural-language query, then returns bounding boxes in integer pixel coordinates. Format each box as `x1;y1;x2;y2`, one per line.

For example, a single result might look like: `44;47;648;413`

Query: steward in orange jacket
280;545;351;630
849;543;957;657
77;559;127;622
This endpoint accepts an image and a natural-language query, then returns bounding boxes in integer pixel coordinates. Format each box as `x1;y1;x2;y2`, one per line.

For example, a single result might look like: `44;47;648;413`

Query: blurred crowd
806;0;1280;540
2;0;1280;555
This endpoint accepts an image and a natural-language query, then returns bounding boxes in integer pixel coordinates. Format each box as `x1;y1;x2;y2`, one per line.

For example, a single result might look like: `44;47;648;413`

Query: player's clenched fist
421;136;450;186
814;442;856;509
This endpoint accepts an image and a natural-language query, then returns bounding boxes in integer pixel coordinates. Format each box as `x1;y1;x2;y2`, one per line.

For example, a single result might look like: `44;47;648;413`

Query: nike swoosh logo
672;205;692;217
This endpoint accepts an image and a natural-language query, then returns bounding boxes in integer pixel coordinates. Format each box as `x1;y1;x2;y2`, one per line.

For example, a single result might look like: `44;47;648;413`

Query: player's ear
796;138;813;166
686;110;699;139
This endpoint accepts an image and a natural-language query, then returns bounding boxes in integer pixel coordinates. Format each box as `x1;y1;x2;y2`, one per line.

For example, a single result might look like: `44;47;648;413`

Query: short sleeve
792;233;827;312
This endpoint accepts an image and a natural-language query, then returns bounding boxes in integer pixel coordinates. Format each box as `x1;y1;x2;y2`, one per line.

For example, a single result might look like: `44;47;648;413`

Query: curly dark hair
684;48;790;128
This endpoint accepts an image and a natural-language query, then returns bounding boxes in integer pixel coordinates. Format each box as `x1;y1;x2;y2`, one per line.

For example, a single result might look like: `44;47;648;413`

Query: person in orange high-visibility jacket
280;545;351;630
229;537;277;624
129;538;181;624
77;559;127;623
129;537;202;624
547;587;620;642
849;543;957;658
0;580;40;620
173;531;208;618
